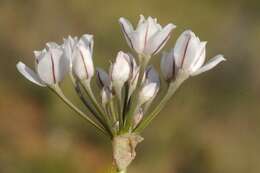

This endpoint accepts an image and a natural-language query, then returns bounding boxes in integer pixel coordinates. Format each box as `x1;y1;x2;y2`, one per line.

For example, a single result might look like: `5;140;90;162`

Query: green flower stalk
16;15;225;172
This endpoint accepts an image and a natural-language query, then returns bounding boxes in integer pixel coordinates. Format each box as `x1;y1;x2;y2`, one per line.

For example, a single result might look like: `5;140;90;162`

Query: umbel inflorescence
16;15;225;172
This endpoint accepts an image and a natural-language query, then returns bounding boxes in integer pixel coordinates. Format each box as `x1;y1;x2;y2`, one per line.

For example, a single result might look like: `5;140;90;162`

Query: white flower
138;67;160;105
119;15;176;58
110;51;131;97
174;30;226;76
70;34;95;81
16;43;69;87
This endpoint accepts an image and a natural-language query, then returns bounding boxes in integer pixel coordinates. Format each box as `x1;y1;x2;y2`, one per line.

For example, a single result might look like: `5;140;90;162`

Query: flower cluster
17;15;225;172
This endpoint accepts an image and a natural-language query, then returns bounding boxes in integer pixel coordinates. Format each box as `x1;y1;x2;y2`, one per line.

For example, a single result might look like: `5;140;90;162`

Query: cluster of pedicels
16;15;225;172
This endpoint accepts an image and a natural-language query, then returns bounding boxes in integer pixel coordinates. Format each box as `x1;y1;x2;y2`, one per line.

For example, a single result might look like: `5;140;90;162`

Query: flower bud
111;51;131;97
101;87;113;106
96;68;111;89
71;34;94;80
160;50;176;82
138;67;160;105
97;68;113;106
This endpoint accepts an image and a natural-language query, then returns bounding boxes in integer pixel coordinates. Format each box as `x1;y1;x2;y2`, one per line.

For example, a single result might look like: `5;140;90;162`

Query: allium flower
173;30;226;76
119;15;176;59
111;51;131;97
17;43;69;87
70;34;95;81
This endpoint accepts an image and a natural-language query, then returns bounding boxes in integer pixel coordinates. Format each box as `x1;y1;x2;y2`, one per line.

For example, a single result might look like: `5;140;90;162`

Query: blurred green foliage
0;0;260;173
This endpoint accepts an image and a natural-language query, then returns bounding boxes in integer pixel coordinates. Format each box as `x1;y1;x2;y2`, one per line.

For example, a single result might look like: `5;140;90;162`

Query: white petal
190;42;207;73
119;17;134;49
182;34;201;70
119;17;134;35
72;44;94;80
145;23;176;55
79;43;94;78
50;48;69;82
16;62;46;87
63;36;77;59
131;22;147;54
174;30;195;68
34;51;42;58
46;42;59;48
138;14;146;25
128;67;140;99
34;49;47;63
139;83;158;105
80;34;94;55
37;51;55;85
191;55;226;76
146;16;161;39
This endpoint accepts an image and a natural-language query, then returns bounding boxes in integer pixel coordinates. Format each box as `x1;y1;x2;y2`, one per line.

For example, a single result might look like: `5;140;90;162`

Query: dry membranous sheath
16;15;225;173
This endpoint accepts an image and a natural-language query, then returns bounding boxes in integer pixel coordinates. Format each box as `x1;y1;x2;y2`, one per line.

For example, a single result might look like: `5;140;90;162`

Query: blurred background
0;0;259;173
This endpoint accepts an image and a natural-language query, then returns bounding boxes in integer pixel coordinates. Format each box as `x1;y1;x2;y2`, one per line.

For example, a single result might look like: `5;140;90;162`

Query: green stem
50;85;109;137
134;74;188;133
82;80;115;136
123;55;148;131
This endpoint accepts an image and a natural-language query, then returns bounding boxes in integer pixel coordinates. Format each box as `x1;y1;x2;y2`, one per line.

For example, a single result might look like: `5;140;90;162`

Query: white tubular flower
17;44;69;87
119;15;176;58
111;51;131;97
160;50;176;82
71;34;94;81
174;30;226;76
138;67;160;105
